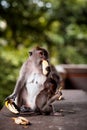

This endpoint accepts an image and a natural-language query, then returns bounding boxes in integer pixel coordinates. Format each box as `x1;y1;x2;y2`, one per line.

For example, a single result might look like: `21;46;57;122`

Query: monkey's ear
29;51;32;56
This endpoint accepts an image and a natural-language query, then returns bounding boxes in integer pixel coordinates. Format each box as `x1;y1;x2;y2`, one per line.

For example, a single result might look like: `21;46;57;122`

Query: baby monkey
36;77;62;115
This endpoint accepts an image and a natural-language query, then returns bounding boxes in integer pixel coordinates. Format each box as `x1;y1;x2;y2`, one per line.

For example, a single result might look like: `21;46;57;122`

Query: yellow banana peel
5;100;20;114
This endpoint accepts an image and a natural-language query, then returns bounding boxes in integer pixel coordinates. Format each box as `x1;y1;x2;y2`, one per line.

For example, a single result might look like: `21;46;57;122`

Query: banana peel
55;86;63;101
5;99;20;114
12;116;30;125
42;60;49;75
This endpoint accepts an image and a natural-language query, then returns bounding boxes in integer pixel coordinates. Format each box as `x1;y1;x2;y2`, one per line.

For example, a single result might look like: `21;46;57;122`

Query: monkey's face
29;47;50;75
29;47;49;63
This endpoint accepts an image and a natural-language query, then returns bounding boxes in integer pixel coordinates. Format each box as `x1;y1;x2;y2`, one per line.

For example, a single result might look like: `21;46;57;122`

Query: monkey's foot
20;106;34;113
51;112;64;116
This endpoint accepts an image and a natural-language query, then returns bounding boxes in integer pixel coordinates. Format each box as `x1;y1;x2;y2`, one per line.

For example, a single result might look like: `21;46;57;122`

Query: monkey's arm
42;90;62;113
5;62;27;101
11;77;25;99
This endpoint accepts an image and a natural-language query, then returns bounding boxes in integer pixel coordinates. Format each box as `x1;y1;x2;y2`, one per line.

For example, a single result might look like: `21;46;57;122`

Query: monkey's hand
5;94;16;102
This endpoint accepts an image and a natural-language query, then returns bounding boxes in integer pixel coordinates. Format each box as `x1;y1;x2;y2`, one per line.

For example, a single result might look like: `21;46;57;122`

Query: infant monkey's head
44;78;57;96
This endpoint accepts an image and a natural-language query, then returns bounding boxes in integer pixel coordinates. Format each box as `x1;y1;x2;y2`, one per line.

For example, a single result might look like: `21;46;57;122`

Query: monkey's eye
29;51;32;56
39;51;43;56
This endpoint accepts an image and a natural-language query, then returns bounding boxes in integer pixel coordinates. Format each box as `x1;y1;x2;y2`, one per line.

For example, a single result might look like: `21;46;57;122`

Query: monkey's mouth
42;60;50;75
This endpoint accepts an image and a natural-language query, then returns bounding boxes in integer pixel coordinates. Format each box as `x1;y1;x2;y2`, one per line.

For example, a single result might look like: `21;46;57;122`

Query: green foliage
0;0;87;108
0;46;28;108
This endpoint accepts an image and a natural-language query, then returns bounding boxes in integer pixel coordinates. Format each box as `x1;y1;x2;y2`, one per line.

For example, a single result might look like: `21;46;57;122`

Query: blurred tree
0;0;87;63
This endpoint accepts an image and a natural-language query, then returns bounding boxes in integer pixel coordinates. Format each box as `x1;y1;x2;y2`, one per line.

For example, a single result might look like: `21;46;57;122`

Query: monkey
5;47;61;115
35;78;57;115
36;74;62;115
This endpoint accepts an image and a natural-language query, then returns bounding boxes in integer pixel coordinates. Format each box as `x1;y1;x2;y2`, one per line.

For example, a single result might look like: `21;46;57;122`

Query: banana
42;60;49;75
5;99;20;114
12;116;30;125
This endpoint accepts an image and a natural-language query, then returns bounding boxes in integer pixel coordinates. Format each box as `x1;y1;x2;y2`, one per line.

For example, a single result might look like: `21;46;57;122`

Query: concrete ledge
53;90;87;112
0;90;87;130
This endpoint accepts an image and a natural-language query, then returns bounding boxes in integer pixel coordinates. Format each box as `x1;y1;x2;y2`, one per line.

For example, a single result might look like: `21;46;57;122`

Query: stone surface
0;90;87;130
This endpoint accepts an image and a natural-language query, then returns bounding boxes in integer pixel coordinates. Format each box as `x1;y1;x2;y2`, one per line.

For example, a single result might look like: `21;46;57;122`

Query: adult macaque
5;47;61;115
